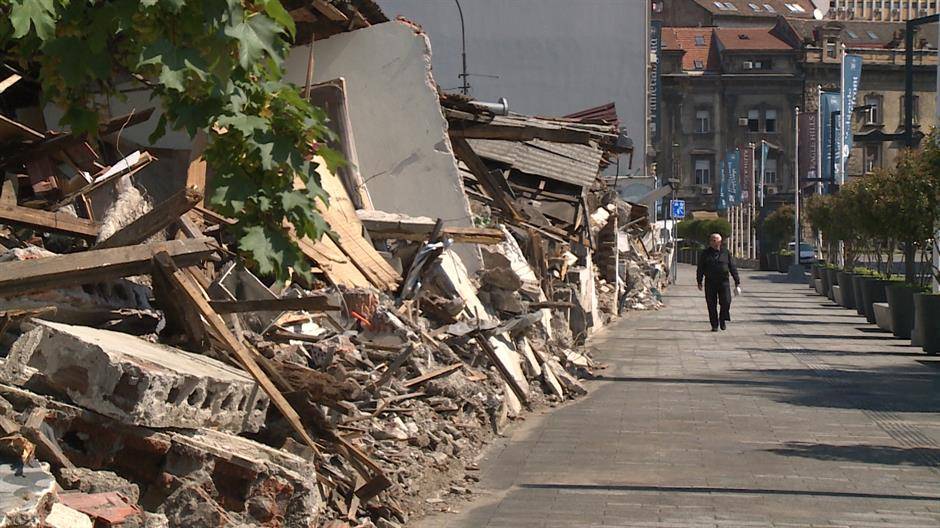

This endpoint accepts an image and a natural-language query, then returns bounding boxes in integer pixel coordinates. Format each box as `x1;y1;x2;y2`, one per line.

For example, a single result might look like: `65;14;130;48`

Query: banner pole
794;106;801;270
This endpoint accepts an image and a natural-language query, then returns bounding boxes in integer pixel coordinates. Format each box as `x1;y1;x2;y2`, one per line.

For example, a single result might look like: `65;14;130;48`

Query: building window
899;94;920;125
764;158;777;184
695;35;706;46
693;59;704;69
694;158;711;185
863;94;881;125
765;109;777;133
695;110;711;133
825;39;838;58
864;143;881;173
748;109;760;132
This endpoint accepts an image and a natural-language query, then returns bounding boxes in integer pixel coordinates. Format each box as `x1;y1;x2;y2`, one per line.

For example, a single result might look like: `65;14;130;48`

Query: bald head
709;233;722;250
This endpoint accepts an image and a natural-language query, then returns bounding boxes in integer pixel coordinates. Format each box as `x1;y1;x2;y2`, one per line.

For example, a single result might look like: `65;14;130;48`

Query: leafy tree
762;205;794;252
804;194;835;264
0;0;340;282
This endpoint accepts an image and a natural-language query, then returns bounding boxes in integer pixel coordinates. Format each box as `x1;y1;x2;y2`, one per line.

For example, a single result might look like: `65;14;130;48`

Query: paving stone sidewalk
416;265;940;528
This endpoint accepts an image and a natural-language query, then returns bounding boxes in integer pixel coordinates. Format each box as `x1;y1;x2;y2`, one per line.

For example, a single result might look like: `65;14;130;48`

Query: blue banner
726;149;741;206
819;91;840;188
759;141;769;205
840;54;863;181
716;159;728;211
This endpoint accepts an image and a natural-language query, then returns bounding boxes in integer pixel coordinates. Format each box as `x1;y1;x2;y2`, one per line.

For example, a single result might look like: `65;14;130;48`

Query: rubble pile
0;10;669;528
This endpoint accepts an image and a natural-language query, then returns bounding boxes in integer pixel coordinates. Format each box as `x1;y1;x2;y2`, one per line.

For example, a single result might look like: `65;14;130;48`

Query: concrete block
832;285;843;305
3;321;269;432
0;460;56;527
813;278;824;295
873;302;893;333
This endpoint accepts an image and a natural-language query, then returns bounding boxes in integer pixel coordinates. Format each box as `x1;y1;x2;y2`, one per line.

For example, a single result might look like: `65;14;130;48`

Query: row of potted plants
767;250;795;274
809;263;938;354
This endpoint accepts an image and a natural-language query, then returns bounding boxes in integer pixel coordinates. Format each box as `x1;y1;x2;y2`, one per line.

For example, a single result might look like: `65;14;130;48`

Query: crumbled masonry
0;11;667;528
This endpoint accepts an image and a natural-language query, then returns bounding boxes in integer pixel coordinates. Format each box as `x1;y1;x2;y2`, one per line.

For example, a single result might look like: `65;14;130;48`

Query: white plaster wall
286;22;482;271
377;0;648;174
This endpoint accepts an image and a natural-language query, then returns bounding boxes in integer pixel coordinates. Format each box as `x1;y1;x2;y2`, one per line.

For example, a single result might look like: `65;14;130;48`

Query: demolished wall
285;21;482;272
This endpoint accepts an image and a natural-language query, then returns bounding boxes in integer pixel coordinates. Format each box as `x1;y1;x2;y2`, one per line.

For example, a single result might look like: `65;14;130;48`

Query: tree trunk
904;242;915;284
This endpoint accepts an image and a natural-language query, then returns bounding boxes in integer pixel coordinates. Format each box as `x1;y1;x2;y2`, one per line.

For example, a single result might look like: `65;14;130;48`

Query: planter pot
820;268;832;297
765;252;777;272
777;255;790;273
825;268;839;301
886;284;917;340
852;274;867;316
836;272;856;310
860;278;891;324
914;293;940;355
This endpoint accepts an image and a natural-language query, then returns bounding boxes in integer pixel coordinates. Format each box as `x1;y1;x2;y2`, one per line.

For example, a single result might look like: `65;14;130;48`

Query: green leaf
10;0;56;41
148;113;168;144
60;106;99;136
239;225;278;276
224;12;282;69
262;0;295;39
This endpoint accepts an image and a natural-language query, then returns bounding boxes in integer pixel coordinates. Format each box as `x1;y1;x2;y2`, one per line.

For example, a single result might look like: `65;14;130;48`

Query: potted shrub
914;292;940;354
860;275;891;324
837;270;856;310
825;266;840;302
851;268;870;316
887;282;920;340
777;249;793;273
820;264;833;297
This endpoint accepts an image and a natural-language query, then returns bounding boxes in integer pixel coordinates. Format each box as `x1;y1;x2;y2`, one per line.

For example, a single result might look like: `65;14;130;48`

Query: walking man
696;233;741;331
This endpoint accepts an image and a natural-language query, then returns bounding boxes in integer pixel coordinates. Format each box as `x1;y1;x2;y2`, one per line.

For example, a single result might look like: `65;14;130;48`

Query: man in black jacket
696;233;741;331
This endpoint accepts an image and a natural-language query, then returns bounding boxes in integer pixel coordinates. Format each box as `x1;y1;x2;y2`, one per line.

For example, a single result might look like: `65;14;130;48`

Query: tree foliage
762;204;794;251
676;217;730;246
0;0;339;282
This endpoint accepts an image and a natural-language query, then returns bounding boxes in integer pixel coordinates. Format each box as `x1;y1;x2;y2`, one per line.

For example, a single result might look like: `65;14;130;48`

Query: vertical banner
726;149;741;206
716;159;728;211
759;141;769;206
798;111;818;184
741;146;754;203
819;91;840;188
649;21;662;146
840;54;863;181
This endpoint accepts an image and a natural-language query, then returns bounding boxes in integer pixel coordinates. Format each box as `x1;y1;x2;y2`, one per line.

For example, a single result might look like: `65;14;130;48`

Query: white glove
734;286;742;296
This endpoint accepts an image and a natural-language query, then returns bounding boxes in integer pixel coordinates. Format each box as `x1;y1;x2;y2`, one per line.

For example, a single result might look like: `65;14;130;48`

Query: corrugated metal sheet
468;138;604;188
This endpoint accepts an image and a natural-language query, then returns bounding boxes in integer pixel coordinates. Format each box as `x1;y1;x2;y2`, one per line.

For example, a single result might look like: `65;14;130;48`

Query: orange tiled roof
662;27;720;72
692;0;816;17
714;27;796;51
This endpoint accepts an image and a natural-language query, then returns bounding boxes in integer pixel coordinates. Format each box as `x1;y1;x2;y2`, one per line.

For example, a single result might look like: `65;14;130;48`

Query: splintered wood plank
209;295;339;314
186;130;208;207
311;160;400;291
293;230;372;288
311;0;349;21
450;136;524;222
0;114;44;143
152;251;323;457
0;203;100;238
95;186;202;249
0;237;216;297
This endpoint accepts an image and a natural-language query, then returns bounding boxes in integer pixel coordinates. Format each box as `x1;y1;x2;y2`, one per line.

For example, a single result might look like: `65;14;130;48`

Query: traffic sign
670;199;686;219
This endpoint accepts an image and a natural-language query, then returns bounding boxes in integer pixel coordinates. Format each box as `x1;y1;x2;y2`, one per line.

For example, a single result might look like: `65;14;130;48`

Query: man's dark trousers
704;278;732;329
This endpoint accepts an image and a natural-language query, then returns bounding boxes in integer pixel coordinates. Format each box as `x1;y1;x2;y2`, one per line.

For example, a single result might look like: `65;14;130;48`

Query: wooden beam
401;363;463;389
152;251;324;457
449;123;593;144
0;203;100;239
356;210;504;245
209;295;340;314
0;237;216;298
474;331;530;407
450;137;524;222
96;186;202;249
311;0;349;21
186;130;208;207
0;74;21;95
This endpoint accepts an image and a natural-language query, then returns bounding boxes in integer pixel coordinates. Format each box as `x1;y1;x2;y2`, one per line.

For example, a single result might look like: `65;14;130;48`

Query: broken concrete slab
0;460;57;528
2;321;269;433
285;22;481;272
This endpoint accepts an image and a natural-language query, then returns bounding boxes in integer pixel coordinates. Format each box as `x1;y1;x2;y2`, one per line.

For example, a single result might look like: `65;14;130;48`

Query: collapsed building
0;5;668;527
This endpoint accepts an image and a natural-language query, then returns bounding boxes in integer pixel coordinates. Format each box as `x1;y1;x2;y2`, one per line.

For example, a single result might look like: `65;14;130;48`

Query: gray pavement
416;265;940;528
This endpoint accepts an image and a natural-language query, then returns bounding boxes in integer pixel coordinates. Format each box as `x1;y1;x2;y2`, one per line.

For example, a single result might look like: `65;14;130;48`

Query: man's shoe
720;321;727;330
711;326;719;332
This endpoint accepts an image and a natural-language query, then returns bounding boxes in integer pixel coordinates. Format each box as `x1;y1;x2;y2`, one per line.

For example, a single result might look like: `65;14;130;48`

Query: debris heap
0;13;668;528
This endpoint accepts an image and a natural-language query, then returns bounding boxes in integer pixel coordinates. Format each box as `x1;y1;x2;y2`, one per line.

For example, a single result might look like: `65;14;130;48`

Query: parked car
788;242;816;264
